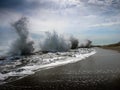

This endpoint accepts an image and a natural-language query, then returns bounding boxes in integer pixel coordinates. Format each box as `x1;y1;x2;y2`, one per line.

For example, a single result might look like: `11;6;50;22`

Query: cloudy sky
0;0;120;46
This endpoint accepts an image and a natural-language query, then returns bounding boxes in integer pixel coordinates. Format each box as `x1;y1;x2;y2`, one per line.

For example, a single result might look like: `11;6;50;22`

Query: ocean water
0;48;96;85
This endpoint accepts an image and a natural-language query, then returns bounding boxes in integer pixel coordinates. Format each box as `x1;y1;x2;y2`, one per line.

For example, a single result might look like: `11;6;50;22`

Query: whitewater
0;48;96;85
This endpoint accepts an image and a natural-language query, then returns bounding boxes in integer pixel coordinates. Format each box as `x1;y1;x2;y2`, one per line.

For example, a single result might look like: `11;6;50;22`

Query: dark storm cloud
0;0;27;9
0;0;55;11
0;0;45;12
0;0;120;12
0;0;78;12
0;0;59;19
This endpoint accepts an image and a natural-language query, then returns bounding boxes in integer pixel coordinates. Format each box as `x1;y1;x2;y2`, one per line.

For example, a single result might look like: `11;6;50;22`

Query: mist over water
0;17;97;85
8;17;34;56
79;39;92;48
70;36;79;49
3;16;93;56
40;31;71;52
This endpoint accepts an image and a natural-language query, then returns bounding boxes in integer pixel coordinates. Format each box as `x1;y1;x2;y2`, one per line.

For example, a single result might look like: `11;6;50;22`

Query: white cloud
0;0;120;45
29;17;69;34
89;22;120;27
0;10;22;27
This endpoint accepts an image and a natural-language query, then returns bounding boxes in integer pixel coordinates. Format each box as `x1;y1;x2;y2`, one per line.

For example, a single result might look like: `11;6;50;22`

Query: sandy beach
0;48;120;90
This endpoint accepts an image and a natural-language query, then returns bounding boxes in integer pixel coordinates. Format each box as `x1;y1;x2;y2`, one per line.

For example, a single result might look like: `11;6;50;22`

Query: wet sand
0;48;120;90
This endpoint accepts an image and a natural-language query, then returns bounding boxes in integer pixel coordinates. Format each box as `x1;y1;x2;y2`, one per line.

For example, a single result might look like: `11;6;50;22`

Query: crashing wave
0;48;96;85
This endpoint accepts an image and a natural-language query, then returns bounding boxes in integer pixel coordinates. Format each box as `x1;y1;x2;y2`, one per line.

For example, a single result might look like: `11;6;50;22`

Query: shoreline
0;48;120;90
99;42;120;53
101;46;120;53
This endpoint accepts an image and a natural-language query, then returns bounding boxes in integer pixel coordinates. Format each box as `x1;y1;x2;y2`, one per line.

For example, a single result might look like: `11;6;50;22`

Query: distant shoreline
93;42;120;53
101;46;120;53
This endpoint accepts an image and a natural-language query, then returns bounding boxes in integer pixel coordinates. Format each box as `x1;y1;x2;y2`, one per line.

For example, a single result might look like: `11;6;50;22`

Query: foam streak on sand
0;48;96;84
22;50;96;71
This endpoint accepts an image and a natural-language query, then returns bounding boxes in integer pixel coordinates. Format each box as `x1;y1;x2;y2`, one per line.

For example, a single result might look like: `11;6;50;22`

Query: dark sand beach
101;42;120;53
0;48;120;90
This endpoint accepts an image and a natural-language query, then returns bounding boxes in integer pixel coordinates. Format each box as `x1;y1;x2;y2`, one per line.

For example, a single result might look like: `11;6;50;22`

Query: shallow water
0;48;120;90
0;48;95;85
